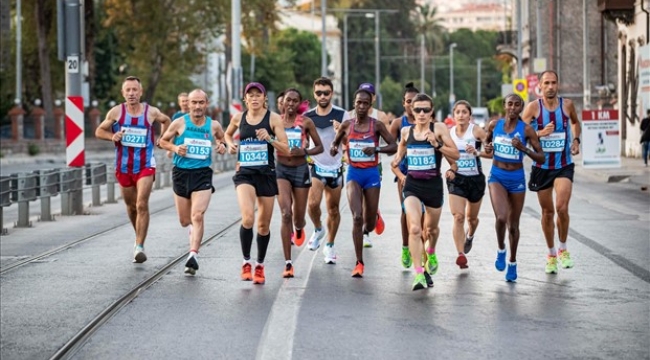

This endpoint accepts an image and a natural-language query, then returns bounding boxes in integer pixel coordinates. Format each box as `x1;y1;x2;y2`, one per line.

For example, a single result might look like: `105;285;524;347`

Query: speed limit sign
67;56;79;74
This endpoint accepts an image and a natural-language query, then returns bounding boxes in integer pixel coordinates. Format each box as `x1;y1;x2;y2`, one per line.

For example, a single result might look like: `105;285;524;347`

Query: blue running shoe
495;249;506;272
505;263;517;282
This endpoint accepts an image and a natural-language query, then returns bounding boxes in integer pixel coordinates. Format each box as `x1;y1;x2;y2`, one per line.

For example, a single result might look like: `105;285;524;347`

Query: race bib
121;126;147;148
407;145;436;171
540;132;566;152
456;151;478;176
286;128;302;149
348;140;375;162
239;141;268;166
315;165;339;178
493;135;520;160
184;138;211;160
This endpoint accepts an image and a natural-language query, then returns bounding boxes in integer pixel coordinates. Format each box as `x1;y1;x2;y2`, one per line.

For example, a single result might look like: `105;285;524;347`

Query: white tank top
450;124;480;176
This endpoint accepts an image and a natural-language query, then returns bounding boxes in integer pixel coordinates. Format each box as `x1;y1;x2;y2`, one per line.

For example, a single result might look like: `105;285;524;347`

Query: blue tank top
492;119;527;163
533;98;573;169
173;115;212;169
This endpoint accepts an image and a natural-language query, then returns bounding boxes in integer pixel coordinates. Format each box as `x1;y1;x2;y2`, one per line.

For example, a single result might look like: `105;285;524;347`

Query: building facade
439;3;510;33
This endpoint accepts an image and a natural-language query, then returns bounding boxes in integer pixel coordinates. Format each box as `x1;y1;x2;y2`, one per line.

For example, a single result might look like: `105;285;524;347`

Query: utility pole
536;0;542;59
343;14;349;109
477;58;482;107
516;0;522;78
374;10;381;108
420;35;425;92
15;0;21;104
321;0;327;76
582;0;590;109
232;0;242;104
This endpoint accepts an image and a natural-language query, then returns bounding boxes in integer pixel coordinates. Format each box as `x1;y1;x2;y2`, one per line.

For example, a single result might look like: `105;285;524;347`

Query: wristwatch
573;138;581;144
435;142;443;150
375;146;381;153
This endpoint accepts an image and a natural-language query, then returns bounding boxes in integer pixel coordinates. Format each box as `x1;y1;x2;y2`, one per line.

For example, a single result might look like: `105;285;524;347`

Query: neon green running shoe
401;247;412;269
558;250;574;269
412;273;427;291
545;255;558;274
425;253;438;275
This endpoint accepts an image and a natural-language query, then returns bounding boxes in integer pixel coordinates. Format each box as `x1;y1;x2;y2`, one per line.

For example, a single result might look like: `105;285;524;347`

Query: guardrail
0;152;237;234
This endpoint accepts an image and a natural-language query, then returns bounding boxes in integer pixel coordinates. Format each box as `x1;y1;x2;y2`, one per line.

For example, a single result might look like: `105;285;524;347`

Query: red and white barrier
66;96;85;167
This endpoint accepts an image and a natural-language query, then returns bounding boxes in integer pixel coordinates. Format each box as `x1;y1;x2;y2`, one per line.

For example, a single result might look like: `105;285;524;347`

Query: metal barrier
10;172;39;227
0;176;12;234
106;165;117;203
85;163;108;206
60;168;84;215
35;169;60;221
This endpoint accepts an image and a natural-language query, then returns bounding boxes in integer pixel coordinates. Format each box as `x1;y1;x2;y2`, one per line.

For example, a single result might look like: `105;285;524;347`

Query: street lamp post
449;43;457;110
343;14;349;109
321;0;327;76
373;10;381;108
477;58;482;107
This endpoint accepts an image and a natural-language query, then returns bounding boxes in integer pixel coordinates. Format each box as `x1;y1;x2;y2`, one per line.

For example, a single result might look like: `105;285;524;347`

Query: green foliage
487;96;505;117
27;143;40;156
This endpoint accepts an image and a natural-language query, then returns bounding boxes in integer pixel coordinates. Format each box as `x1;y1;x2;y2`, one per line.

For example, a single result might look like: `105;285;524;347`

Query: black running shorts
233;172;279;197
446;173;486;203
172;166;215;199
310;165;343;189
403;175;443;209
528;163;575;192
276;162;312;188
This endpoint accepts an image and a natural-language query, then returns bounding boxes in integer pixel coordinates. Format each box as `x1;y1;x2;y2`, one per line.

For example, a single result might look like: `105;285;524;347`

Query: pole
432;56;436;98
232;0;242;100
536;0;543;59
449;43;456;110
477;58;482;107
343;14;349;109
15;0;21;104
374;10;381;108
420;35;425;92
516;0;522;78
582;0;590;109
321;0;327;76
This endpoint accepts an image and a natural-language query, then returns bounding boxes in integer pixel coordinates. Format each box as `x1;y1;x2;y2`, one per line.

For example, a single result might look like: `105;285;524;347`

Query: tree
412;4;446;56
35;0;54;120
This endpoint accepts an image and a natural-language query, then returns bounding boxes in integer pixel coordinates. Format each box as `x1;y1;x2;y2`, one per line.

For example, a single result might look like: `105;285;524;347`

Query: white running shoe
323;244;337;264
133;245;147;263
308;228;326;251
363;233;372;248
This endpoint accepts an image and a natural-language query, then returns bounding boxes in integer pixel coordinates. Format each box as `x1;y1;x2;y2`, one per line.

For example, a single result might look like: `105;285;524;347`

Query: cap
357;83;375;94
244;82;266;95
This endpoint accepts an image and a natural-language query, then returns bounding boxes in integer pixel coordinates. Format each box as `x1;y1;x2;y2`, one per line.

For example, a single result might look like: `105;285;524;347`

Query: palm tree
412;3;446;56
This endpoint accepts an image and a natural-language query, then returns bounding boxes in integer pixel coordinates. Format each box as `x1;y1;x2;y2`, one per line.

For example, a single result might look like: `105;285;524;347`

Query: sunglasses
413;107;432;114
315;90;331;97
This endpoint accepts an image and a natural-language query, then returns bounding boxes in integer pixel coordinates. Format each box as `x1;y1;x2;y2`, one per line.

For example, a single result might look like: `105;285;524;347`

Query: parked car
472;107;489;129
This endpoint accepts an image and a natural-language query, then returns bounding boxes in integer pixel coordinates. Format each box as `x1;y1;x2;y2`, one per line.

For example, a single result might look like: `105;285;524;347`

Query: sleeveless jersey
173;114;212;169
279;114;307;157
450;123;482;176
405;123;441;180
492;119;527;164
303;106;348;175
237;110;276;174
397;115;414;174
534;97;573;169
346;118;379;169
112;103;156;174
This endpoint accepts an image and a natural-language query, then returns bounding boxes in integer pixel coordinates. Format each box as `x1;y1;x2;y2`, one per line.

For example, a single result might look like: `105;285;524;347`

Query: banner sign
581;109;620;168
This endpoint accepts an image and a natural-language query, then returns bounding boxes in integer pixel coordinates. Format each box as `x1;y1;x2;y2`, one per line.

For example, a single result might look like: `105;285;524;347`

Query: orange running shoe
294;229;306;247
282;263;294;278
253;264;266;284
375;210;385;235
456;253;468;269
351;261;364;278
241;262;253;281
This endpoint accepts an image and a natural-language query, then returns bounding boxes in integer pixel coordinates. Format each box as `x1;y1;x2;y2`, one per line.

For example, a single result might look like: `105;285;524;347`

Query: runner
95;76;171;263
276;91;285;115
444;100;491;269
158;89;226;275
276;88;324;278
172;92;189;120
330;88;397;277
389;82;419;269
391;93;459;290
485;93;544;282
304;77;350;264
347;83;389;247
224;82;289;285
521;70;582;274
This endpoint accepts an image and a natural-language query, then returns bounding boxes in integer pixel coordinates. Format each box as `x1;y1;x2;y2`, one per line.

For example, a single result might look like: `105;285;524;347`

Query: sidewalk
572;154;649;189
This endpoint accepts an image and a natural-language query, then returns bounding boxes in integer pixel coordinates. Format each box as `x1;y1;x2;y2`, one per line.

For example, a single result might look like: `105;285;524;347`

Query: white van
472;107;489;129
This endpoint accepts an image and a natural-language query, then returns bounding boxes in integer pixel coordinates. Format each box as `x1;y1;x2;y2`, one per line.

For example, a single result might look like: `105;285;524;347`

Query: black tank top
237;110;276;174
405;123;442;180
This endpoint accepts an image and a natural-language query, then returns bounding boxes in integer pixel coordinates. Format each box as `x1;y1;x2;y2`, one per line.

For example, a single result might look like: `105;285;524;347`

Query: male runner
172;92;190;120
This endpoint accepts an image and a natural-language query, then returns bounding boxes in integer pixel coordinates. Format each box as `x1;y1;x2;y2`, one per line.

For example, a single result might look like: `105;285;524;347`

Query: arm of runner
95;106;121;142
158;118;184;155
224;113;241;154
390;127;409;169
373;121;397;155
515;124;545;163
520;100;538;125
150;107;171;148
433;122;461;162
472;124;492;158
302;117;324;157
264;112;290;156
212;121;226;155
330;119;352;156
565;99;581;155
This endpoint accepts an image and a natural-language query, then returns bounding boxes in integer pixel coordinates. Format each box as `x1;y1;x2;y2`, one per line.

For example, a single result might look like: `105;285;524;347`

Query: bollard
87;163;107;206
60;168;84;215
36;169;60;221
106;165;117;203
0;176;12;234
11;173;38;227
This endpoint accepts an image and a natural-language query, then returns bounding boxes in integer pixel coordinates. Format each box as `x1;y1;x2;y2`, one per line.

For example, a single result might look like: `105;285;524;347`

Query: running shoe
505;263;517;282
294;229;306;247
375;210;385;235
241;262;253;281
282;263;294;278
425;253;438;275
133;245;147;263
464;234;474;254
253;264;266;284
323;244;337;264
401;247;412;268
495;249;506;272
545;255;558;274
184;255;199;276
351;261;364;278
412;273;427;291
456;253;468;269
308;228;326;251
363;233;373;248
558;249;574;269
423;271;434;287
